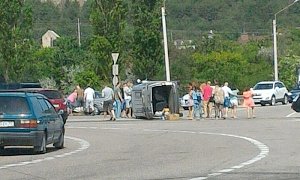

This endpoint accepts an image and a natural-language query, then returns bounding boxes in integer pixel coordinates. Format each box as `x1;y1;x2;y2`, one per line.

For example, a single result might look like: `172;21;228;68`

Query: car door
44;99;63;140
37;98;55;142
275;82;285;99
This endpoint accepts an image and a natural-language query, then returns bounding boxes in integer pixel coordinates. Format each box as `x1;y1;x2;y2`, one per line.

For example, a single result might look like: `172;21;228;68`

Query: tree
89;0;127;83
0;0;32;82
130;0;163;80
279;55;300;90
90;0;127;51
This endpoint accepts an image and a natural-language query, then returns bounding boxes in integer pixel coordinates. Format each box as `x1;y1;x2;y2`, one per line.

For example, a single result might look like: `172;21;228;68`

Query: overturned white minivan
131;81;180;119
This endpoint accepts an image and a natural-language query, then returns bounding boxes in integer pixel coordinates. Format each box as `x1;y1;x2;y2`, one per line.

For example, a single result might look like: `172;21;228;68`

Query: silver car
94;91;105;115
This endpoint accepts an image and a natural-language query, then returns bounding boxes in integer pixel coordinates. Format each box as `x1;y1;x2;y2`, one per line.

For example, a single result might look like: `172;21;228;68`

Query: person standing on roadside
114;82;123;119
84;85;95;114
76;85;84;111
229;89;239;118
222;82;233;119
187;83;194;119
243;87;255;119
202;81;213;118
123;81;132;118
102;85;116;121
192;85;203;120
67;88;77;115
213;81;224;119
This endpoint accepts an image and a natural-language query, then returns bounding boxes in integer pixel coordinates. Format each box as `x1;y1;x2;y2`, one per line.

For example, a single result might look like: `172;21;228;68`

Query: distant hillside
166;0;300;40
40;0;86;7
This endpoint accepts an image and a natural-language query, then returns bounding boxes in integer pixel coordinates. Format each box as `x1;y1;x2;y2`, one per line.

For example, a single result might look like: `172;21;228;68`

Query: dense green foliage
0;0;300;94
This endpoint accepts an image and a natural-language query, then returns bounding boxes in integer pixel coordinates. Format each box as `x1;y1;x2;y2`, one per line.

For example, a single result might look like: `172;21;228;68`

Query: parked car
252;81;288;106
287;85;300;103
291;95;300;112
180;94;190;110
0;91;65;154
17;88;68;123
94;91;105;115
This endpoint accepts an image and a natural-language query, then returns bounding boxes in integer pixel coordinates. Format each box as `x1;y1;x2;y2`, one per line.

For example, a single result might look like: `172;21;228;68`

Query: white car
252;81;288;106
180;94;190;110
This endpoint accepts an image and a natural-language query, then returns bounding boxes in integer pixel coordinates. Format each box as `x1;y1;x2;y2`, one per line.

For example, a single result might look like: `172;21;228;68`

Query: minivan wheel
34;132;47;154
282;95;288;105
270;96;276;106
54;129;64;149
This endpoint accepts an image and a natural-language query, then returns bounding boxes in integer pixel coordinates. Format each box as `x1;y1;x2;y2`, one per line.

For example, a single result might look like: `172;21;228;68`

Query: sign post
111;53;119;88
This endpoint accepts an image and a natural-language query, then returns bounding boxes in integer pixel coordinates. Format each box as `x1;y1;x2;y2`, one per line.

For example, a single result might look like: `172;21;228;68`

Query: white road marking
286;112;297;117
144;129;269;180
30;126;269;179
0;136;90;170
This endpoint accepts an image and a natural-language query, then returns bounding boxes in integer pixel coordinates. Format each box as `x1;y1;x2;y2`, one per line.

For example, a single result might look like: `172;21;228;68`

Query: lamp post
162;1;171;81
273;0;299;81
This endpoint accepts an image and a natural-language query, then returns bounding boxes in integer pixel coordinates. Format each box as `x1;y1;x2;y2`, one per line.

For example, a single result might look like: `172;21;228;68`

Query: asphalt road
1;104;300;180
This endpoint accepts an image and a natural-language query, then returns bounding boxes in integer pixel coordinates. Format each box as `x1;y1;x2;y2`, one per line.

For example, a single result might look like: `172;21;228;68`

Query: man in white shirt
123;82;132;118
222;82;233;118
84;85;95;114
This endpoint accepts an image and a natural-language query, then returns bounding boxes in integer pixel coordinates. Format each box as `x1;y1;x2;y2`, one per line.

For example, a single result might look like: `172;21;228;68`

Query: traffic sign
112;64;118;75
111;53;119;64
113;76;119;86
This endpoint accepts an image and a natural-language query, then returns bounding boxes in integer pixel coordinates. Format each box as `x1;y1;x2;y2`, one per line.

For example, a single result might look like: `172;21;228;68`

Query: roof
256;81;283;84
43;30;60;38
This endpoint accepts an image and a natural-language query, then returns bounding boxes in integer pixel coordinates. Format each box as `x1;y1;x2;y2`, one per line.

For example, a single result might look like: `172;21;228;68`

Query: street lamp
273;0;299;81
162;1;171;81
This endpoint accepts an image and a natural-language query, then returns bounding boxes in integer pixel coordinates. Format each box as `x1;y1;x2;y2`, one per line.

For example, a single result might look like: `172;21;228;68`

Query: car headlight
287;92;292;96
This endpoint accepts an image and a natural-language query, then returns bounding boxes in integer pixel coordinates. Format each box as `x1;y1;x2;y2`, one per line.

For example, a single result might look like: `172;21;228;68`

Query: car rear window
0;97;30;114
39;90;63;99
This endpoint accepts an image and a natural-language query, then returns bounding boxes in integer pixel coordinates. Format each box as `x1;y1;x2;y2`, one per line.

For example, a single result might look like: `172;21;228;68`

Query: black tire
54;129;64;149
34;132;47;154
261;103;266;106
183;107;189;110
94;106;100;115
282;95;288;105
270;96;276;106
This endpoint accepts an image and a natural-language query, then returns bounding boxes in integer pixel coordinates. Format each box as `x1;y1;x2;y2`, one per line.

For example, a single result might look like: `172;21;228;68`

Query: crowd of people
186;80;255;120
66;81;133;121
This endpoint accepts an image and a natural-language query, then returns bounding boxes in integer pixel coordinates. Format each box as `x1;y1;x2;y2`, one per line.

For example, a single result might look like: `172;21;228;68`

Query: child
162;105;170;120
192;85;203;120
243;87;255;119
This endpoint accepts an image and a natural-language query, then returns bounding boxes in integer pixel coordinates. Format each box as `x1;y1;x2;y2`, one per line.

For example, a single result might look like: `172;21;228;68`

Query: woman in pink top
243;87;255;119
67;89;77;114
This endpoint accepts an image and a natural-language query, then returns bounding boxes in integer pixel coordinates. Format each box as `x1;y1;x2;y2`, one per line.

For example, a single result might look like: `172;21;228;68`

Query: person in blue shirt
192;85;203;120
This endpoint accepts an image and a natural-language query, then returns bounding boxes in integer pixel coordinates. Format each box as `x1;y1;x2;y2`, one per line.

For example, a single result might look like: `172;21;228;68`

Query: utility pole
77;18;81;47
162;5;170;81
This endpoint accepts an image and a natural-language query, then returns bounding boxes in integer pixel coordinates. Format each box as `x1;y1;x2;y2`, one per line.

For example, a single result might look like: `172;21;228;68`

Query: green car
0;91;65;154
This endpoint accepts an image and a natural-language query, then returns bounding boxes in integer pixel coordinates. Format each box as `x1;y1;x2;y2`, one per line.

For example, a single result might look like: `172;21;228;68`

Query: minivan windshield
0;97;30;114
253;83;273;90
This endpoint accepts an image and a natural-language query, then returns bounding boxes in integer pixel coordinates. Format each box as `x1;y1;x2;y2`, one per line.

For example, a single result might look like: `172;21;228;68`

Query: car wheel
94;106;100;115
261;103;266;106
34;132;47;154
270;96;276;106
54;128;64;149
282;95;288;105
